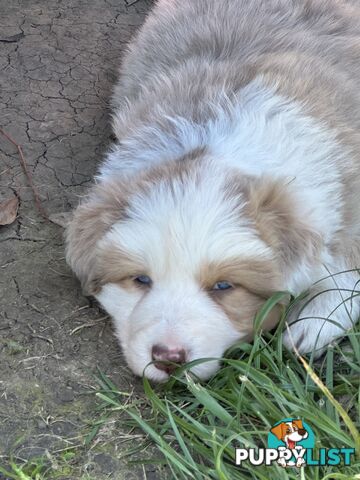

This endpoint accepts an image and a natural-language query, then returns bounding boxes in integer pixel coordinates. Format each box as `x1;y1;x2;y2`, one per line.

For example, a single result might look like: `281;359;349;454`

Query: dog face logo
271;419;308;449
268;418;314;468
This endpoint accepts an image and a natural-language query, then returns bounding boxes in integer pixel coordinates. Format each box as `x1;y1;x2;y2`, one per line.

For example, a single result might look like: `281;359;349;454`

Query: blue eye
134;275;152;286
213;281;233;291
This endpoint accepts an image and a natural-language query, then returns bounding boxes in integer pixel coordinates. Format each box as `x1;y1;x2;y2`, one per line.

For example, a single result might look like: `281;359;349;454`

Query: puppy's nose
298;429;307;436
151;344;186;373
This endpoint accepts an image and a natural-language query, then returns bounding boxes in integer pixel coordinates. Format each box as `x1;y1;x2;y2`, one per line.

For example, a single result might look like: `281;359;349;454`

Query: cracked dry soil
0;1;161;479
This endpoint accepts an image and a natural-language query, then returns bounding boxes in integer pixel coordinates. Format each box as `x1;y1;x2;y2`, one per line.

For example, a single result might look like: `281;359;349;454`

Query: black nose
298;429;307;436
151;344;186;373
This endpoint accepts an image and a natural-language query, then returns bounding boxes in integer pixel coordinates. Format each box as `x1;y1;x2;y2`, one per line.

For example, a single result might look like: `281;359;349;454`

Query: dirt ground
0;1;159;478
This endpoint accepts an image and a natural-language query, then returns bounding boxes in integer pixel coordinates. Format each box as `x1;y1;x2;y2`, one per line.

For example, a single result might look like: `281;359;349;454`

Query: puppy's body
67;0;360;381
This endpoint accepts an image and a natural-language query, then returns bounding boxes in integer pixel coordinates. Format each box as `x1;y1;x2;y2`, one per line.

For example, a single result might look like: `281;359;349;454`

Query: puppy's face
67;158;312;381
95;219;280;381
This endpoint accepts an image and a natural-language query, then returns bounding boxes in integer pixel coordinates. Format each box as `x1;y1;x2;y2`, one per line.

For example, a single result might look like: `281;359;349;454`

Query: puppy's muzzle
151;344;186;374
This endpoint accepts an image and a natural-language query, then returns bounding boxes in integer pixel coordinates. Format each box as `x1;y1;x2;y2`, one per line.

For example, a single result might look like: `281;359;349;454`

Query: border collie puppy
66;0;360;381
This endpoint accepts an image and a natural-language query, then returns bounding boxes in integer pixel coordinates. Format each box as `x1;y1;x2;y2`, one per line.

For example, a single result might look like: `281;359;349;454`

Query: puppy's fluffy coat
66;0;360;381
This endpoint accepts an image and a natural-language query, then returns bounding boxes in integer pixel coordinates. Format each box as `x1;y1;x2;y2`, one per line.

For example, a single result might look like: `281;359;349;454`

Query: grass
2;288;360;480
0;451;92;480
92;289;360;480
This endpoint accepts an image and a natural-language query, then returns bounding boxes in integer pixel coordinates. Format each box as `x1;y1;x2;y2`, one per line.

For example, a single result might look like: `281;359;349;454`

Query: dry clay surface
0;1;160;478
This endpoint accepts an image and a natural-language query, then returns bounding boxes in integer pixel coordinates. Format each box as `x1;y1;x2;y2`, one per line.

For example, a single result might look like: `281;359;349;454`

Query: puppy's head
66;154;319;381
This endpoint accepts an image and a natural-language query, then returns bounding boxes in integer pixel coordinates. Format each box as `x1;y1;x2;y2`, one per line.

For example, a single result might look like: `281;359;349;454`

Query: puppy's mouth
152;360;183;375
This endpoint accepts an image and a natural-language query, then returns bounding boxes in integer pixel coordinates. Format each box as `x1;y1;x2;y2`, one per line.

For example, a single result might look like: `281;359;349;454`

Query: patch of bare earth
0;1;162;478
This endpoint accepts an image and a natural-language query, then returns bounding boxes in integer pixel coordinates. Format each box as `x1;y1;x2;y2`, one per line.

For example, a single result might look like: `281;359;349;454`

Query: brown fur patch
65;181;130;294
133;147;207;194
95;245;147;290
198;257;281;298
223;173;322;270
245;177;322;267
210;286;281;335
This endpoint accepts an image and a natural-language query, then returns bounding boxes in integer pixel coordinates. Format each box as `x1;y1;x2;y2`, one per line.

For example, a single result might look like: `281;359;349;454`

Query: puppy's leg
283;272;360;356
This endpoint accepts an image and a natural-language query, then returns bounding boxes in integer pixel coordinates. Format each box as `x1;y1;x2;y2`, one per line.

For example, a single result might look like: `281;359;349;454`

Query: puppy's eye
134;275;152;286
212;281;233;291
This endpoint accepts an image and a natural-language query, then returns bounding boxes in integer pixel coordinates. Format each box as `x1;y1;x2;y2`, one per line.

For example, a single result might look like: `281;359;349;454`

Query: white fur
95;79;359;378
101;78;348;290
283;263;359;354
96;165;272;381
99;78;350;241
102;162;273;270
208;80;345;242
97;282;242;382
100;79;346;245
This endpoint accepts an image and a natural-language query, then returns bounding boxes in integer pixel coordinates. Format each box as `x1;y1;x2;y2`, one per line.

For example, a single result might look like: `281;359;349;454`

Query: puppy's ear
270;423;285;440
65;181;128;295
245;176;321;270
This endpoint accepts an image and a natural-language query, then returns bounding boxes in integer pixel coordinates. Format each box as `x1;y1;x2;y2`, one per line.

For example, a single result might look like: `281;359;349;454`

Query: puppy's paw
283;322;312;353
282;311;350;358
283;277;360;357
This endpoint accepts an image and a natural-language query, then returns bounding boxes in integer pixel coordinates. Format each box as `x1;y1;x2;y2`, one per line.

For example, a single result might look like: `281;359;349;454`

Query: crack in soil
0;1;161;479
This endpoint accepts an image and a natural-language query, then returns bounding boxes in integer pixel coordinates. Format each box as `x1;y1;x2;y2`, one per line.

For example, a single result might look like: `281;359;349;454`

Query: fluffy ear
270;423;285;440
244;176;321;270
65;181;128;295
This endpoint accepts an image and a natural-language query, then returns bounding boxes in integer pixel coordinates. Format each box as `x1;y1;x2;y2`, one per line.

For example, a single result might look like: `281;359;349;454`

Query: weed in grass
0;451;76;480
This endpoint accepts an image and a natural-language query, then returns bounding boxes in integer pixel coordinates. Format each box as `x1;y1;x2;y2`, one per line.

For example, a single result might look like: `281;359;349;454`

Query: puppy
66;0;360;381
